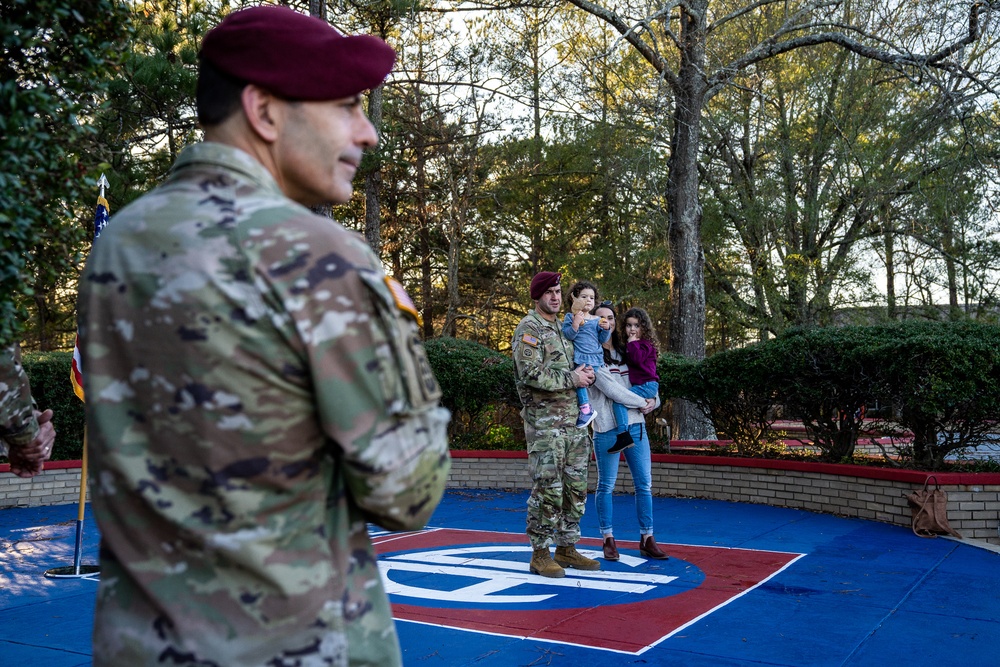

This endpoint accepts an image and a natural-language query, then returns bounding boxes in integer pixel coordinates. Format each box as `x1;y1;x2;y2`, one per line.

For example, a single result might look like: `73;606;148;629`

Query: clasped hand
7;409;55;479
572;364;595;388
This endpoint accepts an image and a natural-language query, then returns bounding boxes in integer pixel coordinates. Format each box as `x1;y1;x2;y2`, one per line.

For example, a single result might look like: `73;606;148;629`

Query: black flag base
44;511;99;580
44;564;100;579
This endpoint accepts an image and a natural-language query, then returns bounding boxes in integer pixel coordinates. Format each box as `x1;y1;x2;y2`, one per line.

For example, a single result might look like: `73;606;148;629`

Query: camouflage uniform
0;343;38;454
79;143;451;667
511;309;591;549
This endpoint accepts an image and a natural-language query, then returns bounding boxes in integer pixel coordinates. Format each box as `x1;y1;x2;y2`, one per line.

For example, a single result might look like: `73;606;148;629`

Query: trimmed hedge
423;336;518;414
11;351;86;461
423;337;523;450
869;320;1000;468
663;321;1000;469
13;324;1000;469
768;326;885;461
660;345;785;456
7;339;523;461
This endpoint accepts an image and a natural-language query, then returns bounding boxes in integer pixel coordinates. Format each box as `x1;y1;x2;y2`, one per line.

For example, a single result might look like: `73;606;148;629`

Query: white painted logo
380;546;678;605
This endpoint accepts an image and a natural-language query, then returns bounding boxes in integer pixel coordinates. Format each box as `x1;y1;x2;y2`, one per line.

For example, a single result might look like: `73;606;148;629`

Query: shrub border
7;453;999;546
448;450;1000;546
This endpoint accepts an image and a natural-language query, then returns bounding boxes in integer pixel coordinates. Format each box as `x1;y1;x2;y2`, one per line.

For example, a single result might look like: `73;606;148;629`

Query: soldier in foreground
0;343;56;478
78;7;450;666
512;271;600;577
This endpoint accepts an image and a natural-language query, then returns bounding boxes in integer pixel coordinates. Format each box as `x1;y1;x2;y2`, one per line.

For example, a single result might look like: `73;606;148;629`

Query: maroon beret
200;6;395;101
529;271;562;300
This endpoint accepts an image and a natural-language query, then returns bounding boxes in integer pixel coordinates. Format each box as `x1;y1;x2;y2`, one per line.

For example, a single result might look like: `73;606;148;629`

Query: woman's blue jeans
593;422;653;537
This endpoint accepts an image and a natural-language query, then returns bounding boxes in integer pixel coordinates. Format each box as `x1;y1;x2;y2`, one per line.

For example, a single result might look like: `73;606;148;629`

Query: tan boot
530;548;566;578
554;545;601;571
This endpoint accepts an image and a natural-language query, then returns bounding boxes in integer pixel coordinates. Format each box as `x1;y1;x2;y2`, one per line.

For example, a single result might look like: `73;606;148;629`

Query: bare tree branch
709;2;996;97
563;0;681;89
708;0;837;34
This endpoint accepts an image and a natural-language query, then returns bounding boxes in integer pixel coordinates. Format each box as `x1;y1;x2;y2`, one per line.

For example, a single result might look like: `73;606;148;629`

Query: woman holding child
588;302;669;561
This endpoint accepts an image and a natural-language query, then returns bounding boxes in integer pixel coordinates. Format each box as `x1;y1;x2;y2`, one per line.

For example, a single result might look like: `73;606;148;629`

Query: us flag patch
520;333;538;346
386;277;421;325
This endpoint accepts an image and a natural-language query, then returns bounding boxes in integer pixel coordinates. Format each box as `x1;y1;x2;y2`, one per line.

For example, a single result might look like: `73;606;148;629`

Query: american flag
71;175;110;402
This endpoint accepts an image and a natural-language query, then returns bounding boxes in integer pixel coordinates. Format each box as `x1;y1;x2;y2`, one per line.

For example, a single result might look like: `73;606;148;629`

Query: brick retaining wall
6;454;999;546
0;461;90;507
449;451;1000;546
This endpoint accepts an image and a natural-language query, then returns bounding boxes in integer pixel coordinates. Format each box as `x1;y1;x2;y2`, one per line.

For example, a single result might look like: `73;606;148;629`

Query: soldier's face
536;285;562;318
273;95;378;205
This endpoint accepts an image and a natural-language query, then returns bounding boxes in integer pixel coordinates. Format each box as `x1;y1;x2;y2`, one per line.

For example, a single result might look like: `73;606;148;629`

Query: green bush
10;351;86;461
15;325;999;468
3;338;523;461
692;343;786;456
868;320;1000;468
423;336;523;449
657;321;1000;469
657;352;701;401
767;326;888;462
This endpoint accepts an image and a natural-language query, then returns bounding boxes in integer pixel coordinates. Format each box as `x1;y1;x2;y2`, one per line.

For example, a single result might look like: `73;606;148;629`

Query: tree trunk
667;4;714;440
33;289;51;351
308;1;326;21
942;216;960;320
884;227;896;320
416;125;434;339
529;16;543;274
364;84;385;255
444;204;461;337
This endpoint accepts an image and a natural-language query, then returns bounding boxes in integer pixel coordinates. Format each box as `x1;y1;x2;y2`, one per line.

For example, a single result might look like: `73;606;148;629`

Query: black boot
608;430;634;454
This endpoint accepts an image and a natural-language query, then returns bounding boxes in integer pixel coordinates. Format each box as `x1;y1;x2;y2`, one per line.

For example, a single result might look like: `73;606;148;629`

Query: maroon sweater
626;340;659;385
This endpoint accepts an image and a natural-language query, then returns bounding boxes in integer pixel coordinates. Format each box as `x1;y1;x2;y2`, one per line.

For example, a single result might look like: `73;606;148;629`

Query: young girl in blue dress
561;281;612;428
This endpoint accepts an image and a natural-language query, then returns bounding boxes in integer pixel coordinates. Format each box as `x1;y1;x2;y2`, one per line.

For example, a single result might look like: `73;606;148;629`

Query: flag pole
73;433;89;574
44;433;99;578
45;174;106;580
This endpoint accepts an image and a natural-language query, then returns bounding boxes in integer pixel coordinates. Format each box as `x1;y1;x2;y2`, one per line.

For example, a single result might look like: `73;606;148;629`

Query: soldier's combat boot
554;545;601;571
530;548;566;578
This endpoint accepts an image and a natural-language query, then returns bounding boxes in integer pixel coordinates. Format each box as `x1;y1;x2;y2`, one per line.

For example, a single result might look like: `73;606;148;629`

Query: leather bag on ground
905;476;961;539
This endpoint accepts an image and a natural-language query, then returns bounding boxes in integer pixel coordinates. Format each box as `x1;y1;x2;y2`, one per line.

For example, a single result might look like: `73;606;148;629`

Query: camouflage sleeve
260;224;450;532
346;270;451;531
0;344;39;449
512;321;576;393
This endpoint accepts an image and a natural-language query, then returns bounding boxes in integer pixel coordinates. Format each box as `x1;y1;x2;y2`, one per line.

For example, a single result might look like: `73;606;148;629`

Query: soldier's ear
242;85;280;143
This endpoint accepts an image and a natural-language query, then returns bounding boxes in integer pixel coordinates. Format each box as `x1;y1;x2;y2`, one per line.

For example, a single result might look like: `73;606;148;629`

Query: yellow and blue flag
71;175;110;402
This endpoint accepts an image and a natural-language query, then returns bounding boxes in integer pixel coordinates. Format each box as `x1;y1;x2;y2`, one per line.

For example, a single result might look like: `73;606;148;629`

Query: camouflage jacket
79;142;451;667
0;343;38;451
511;310;578;430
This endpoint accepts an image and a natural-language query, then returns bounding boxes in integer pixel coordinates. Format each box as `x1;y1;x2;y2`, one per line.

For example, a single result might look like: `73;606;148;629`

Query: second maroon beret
530;272;562;300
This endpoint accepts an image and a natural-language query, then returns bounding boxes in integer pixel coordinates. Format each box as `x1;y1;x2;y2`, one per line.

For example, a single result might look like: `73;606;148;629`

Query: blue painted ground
1;489;998;666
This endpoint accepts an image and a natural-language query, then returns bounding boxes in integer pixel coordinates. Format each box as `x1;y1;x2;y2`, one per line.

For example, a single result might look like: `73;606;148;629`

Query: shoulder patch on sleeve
521;333;539;347
385;277;422;326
